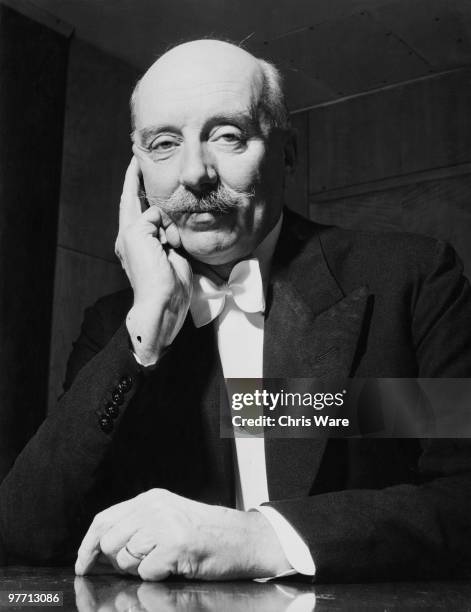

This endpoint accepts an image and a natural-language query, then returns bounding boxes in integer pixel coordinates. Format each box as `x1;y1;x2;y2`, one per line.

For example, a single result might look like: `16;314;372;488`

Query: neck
190;212;284;281
208;261;240;281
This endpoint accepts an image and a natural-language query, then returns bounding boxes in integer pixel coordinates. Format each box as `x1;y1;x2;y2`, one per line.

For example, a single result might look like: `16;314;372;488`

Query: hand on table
115;151;192;366
75;489;292;581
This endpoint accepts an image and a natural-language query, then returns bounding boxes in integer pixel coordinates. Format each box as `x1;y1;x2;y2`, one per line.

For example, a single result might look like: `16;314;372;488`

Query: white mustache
141;184;255;214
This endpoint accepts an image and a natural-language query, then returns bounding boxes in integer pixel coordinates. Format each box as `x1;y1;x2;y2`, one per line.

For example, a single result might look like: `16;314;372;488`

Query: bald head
130;39;288;134
144;39;260;87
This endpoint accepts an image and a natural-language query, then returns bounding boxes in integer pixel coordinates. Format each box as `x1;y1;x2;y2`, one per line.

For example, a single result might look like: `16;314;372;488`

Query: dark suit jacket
1;210;471;581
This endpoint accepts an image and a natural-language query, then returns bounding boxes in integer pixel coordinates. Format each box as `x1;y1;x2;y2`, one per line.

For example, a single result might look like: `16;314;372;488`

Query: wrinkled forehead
133;48;264;130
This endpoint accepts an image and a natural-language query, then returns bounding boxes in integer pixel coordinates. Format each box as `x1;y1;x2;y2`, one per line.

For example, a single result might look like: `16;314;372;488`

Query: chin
180;227;250;266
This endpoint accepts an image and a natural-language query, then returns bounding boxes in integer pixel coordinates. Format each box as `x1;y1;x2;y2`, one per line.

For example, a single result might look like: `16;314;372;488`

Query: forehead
133;56;263;131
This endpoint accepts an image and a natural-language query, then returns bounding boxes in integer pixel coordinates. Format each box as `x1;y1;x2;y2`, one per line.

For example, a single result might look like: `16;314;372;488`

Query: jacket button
99;415;113;433
105;402;119;419
112;390;124;405
119;375;133;392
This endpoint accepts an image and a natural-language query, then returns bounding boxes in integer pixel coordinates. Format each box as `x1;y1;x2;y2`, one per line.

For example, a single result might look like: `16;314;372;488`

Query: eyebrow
133;111;259;146
206;112;258;131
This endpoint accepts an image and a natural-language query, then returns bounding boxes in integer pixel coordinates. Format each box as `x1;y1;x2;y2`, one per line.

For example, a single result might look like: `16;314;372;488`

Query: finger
140;204;163;226
83;552;126;576
116;540;157;575
156;208;180;248
132;143;154;171
115;549;141;576
162;218;181;249
137;208;181;252
152;211;180;249
132;146;181;250
119;157;143;230
75;499;136;575
97;512;147;571
114;239;122;260
99;523;139;561
114;246;126;272
158;227;168;245
140;206;181;248
122;156;141;199
137;544;175;581
167;249;192;290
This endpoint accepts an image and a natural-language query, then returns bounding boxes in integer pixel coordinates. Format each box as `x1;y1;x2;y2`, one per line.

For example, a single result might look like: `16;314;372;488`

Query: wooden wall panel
308;69;471;193
310;173;471;279
48;247;128;410
48;40;137;411
0;6;69;480
58;39;139;263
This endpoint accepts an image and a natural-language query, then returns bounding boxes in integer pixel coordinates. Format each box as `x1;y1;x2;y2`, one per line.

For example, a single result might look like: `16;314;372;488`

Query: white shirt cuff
132;351;158;368
255;506;316;579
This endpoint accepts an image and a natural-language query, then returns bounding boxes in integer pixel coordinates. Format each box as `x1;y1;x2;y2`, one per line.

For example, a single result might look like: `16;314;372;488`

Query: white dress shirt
190;214;315;578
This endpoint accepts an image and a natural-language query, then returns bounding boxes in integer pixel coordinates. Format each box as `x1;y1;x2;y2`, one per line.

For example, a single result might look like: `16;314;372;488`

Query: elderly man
1;39;471;583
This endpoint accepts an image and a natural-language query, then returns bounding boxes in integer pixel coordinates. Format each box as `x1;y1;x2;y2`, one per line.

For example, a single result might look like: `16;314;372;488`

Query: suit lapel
264;212;371;500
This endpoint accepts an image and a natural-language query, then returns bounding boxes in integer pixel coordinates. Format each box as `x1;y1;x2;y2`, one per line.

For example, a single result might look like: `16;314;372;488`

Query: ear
283;128;297;174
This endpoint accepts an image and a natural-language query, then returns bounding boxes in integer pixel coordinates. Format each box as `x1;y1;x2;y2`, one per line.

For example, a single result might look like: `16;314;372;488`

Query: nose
179;141;217;192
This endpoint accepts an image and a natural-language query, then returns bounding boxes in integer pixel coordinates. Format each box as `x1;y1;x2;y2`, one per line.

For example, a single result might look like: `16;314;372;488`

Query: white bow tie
190;258;265;328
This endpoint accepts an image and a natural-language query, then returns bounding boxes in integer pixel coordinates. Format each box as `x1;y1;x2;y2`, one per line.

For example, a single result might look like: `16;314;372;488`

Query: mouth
175;208;233;219
188;209;228;216
180;209;234;229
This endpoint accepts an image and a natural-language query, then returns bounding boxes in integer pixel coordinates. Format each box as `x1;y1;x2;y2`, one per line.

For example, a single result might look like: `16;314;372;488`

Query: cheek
141;163;178;199
215;145;266;191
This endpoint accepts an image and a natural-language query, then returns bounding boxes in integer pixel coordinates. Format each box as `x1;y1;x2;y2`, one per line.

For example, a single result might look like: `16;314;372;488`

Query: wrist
126;303;167;365
244;510;292;578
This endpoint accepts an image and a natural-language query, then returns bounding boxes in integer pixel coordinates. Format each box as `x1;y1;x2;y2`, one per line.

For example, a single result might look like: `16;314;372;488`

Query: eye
219;132;241;142
149;135;180;153
154;140;174;150
211;126;247;147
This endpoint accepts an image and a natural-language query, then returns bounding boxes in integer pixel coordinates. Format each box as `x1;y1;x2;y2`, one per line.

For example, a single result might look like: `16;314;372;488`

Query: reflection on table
0;567;470;611
75;576;315;612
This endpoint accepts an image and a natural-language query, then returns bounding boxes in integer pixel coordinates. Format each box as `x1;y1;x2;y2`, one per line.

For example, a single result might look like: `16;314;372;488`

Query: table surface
0;567;470;611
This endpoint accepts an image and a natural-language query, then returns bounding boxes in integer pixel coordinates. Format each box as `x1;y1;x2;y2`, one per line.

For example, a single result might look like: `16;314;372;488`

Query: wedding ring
125;545;148;561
